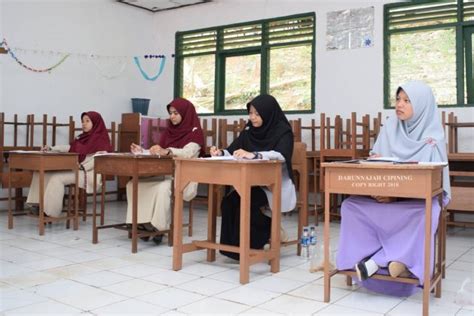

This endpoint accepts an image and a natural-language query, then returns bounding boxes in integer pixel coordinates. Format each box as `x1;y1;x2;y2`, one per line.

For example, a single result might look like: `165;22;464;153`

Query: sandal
152;235;163;245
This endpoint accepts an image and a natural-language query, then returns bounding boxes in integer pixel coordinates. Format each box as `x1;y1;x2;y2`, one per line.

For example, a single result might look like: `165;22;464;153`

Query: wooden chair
319;112;371;220
290;117;323;225
442;112;474;227
187;117;218;236
281;142;308;255
67;120;118;222
1;113;73;211
218;118;246;148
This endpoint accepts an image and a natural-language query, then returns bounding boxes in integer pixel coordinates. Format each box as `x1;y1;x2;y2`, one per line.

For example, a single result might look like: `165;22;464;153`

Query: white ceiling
116;0;211;13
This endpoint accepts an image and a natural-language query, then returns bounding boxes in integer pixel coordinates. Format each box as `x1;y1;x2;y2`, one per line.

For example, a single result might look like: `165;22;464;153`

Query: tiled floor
1;201;473;315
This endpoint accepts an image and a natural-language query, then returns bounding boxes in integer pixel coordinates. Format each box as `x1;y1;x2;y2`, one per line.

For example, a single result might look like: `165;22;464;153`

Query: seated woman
126;98;204;245
210;94;296;261
336;81;451;296
27;111;113;217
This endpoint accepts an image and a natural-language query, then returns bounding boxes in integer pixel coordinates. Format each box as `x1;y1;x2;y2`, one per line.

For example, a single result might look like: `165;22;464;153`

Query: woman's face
82;115;93;133
248;105;263;128
395;89;414;121
168;106;182;125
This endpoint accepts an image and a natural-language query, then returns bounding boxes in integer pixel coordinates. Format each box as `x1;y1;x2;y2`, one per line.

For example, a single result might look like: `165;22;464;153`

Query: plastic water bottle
301;227;310;259
309;226;317;259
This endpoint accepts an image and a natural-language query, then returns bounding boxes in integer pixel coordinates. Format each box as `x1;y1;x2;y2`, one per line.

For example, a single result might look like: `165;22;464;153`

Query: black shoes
152;235;163;245
355;258;379;281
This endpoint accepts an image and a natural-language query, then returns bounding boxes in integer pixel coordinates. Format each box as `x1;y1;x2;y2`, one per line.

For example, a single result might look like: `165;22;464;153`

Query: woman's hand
149;145;165;155
210;146;222;157
130;143;143;154
372;195;397;203
233;149;254;159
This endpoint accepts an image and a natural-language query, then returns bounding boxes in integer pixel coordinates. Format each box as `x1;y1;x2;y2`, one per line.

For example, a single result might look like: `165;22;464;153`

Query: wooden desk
92;153;174;253
172;158;283;284
8;151;79;235
322;162;445;316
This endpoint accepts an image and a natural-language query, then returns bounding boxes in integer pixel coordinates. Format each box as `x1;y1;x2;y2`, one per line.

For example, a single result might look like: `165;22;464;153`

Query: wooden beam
0;47;6;54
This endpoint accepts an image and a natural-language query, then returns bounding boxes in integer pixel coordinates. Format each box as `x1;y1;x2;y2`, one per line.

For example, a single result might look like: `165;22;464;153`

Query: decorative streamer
90;55;128;80
133;56;166;81
2;38;70;73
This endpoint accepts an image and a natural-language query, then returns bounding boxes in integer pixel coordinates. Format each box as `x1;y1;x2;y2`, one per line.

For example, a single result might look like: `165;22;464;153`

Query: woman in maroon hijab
126;98;204;245
27;111;112;217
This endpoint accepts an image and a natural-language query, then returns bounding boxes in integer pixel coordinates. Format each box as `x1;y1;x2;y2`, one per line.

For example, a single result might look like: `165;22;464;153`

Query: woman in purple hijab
336;81;450;297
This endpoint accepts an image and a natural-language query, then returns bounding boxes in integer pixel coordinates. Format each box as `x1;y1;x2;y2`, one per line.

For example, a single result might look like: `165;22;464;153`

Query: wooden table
8;151;79;235
322;162;445;316
92;153;174;253
172;158;283;284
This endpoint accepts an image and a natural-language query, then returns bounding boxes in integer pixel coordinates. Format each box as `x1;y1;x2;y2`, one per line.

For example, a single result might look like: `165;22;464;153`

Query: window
384;0;474;107
175;13;315;114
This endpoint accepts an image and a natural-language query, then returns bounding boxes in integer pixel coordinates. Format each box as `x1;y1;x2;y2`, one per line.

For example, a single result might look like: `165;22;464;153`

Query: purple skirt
336;195;448;297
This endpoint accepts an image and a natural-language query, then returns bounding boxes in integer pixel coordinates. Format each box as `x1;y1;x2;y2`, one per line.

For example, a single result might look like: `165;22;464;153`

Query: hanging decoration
90;55;128;80
0;37;171;80
133;55;166;81
1;38;70;73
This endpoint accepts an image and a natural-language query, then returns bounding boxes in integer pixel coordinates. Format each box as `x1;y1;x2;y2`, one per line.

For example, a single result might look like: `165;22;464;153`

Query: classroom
0;0;473;315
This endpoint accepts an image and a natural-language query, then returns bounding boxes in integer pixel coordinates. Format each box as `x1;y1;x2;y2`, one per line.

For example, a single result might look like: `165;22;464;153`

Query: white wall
0;0;160;134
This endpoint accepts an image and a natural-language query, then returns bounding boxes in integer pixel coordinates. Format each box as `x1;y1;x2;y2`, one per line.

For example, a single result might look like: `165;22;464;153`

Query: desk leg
15;188;24;212
270;183;281;273
173;190;184;270
207;184;216;262
422;196;433;316
132;175;138;254
173;162;184;271
73;169;79;230
39;170;45;236
239;183;250;284
8;168;13;229
92;172;98;244
323;190;331;302
101;176;106;226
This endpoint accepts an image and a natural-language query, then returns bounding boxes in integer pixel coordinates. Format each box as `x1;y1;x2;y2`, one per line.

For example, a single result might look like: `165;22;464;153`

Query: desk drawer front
326;168;439;198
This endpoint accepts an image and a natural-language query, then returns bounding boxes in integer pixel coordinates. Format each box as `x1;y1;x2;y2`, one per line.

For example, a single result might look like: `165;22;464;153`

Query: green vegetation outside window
384;0;474;108
175;13;315;114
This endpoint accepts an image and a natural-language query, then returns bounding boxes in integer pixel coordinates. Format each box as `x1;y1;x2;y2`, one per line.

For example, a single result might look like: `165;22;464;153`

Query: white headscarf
372;81;451;198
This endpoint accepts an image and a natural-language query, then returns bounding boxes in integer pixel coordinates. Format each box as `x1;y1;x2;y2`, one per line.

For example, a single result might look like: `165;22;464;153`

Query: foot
27;205;40;216
388;261;409;278
137;224;151;241
152;235;163;245
142;223;157;232
355;259;378;281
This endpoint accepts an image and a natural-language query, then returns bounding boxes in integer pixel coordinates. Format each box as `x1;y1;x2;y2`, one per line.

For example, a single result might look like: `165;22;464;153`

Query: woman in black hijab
210;94;296;260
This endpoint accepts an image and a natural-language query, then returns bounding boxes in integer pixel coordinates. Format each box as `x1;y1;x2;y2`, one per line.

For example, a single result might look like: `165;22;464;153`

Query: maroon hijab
159;98;204;156
69;111;113;162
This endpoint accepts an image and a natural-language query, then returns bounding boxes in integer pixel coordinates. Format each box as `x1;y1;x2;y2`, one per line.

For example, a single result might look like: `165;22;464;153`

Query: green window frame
174;12;316;115
384;0;474;108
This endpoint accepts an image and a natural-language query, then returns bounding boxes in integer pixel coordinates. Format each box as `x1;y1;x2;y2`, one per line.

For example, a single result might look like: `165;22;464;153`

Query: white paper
201;156;237;160
418;162;448;166
366;156;400;162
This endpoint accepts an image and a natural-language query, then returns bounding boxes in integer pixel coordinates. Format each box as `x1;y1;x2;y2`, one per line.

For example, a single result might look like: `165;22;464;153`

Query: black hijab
227;94;294;181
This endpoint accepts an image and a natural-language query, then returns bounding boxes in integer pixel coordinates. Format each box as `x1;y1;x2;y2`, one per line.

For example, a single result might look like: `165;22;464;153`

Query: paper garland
133;56;166;81
1;37;168;80
2;38;70;73
90;56;128;80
